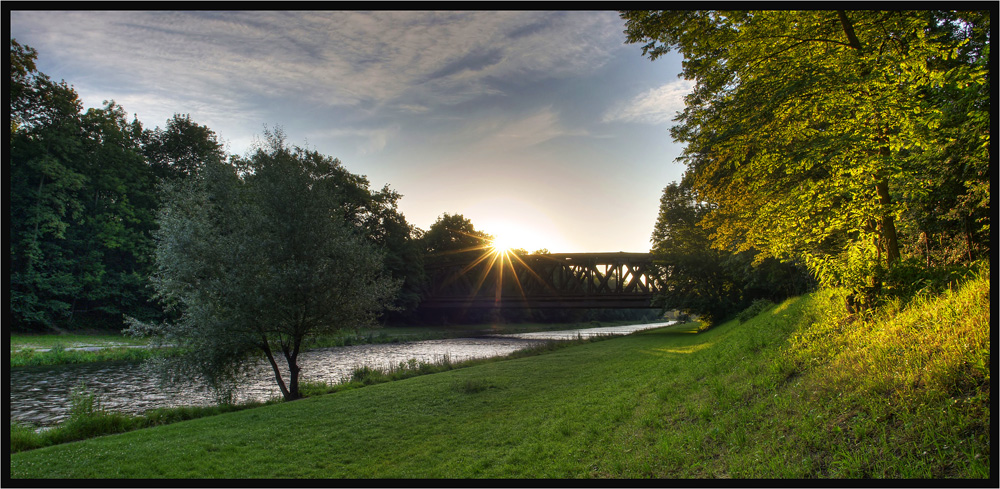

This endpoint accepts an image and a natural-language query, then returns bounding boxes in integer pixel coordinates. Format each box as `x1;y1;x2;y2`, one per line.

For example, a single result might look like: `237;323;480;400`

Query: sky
9;10;692;253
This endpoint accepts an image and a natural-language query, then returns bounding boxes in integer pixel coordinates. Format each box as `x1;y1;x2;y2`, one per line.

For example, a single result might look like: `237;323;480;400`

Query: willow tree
130;132;398;401
622;10;990;308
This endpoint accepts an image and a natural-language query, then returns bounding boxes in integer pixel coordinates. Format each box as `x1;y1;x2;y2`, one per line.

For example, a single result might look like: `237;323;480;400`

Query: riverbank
10;268;989;478
9;319;659;368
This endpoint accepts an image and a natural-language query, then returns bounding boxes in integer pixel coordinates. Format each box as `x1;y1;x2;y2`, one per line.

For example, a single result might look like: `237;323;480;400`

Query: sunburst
429;228;551;309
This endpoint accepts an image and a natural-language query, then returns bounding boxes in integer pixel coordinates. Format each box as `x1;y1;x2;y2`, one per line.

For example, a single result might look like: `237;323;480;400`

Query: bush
9;423;43;453
737;299;776;323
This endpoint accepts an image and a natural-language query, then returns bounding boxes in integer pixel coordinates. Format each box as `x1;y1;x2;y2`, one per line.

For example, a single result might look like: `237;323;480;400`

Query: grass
8;268;989;479
10;333;153;349
9;333;168;367
8;345;174;368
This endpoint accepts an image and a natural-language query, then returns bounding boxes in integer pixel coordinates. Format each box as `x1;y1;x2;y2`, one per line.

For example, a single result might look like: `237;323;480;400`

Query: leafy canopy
622;10;990;307
132;131;399;401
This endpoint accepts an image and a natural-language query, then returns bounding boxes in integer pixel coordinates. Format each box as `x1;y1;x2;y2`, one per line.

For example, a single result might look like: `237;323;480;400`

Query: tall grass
10;385;275;454
9;345;172;367
769;264;991;478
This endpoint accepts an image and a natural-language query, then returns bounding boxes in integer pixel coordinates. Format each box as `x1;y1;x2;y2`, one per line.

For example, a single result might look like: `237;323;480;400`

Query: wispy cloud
12;11;624;114
316;125;401;156
453;106;589;153
603;79;695;125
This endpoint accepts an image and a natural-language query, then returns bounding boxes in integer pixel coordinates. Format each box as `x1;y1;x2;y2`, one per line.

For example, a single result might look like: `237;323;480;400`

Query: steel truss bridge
420;252;661;309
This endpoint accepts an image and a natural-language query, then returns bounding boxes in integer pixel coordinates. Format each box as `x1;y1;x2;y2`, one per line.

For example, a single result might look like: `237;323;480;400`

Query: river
8;321;674;427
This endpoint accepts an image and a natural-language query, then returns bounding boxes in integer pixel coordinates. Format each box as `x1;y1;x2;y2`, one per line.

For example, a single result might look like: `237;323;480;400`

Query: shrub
737;299;776;323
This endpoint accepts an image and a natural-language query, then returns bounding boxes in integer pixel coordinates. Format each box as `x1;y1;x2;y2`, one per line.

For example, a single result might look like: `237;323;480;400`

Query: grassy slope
9;270;990;479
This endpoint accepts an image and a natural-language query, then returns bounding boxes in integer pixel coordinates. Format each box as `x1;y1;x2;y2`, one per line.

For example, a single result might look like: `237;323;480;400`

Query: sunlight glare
490;235;517;256
483;219;547;254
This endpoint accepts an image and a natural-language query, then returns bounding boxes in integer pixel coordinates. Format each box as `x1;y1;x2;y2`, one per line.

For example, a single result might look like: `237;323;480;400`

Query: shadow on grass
640;321;704;335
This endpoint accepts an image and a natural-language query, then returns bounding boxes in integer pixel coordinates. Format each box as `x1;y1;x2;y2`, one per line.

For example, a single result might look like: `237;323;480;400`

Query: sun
482;220;549;255
489;236;517;256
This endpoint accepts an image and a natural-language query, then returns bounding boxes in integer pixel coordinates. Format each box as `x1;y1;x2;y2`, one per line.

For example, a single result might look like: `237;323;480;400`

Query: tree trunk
921;230;931;267
843;10;900;268
874;176;901;265
261;343;291;400
964;215;976;262
284;352;301;401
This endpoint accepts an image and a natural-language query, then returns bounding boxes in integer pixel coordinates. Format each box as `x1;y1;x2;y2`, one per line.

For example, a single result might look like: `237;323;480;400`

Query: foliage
650;179;813;324
421;213;492;257
10;39;425;333
736;299;775;323
9;39;166;331
323;160;425;319
9;39;81;137
129;131;399;401
621;10;991;310
142;113;226;180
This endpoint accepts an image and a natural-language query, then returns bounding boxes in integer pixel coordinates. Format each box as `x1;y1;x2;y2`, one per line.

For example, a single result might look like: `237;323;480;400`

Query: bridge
420;252;661;309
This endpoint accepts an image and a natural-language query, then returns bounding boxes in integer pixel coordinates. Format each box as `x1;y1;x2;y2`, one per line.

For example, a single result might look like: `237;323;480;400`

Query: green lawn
9;271;989;479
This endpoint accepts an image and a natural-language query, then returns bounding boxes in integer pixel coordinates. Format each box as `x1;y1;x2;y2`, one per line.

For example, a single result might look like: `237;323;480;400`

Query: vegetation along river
9;322;673;427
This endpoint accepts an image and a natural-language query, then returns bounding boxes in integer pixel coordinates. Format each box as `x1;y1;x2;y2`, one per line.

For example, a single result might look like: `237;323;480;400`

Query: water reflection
499;320;675;340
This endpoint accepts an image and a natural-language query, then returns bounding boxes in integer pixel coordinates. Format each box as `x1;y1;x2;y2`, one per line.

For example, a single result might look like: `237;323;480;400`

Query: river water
8;321;673;427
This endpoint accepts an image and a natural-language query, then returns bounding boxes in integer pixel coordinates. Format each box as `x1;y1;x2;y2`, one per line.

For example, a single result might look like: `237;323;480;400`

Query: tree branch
837;11;864;52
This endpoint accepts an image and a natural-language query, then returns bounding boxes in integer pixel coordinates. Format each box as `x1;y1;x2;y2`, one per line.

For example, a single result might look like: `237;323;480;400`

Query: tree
130;132;398;401
142;113;225;180
10;41;164;330
421;213;492;256
650;178;812;324
66;101;160;328
9;39;81;138
9;40;87;330
622;10;990;309
310;159;426;318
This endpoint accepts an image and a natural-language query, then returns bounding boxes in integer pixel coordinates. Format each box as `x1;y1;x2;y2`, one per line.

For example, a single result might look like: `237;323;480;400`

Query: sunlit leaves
623;10;990;297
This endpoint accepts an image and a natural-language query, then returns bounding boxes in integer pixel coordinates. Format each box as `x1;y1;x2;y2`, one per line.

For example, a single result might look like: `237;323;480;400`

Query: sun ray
431;228;559;310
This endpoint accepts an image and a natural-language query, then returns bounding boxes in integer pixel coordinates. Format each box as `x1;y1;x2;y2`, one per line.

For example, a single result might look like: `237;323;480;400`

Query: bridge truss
421;252;661;309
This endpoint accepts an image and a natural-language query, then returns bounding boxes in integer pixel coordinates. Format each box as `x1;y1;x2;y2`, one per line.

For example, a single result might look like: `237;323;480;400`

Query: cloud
317;125;401;155
10;11;625;115
603;79;695;125
455;106;589;153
